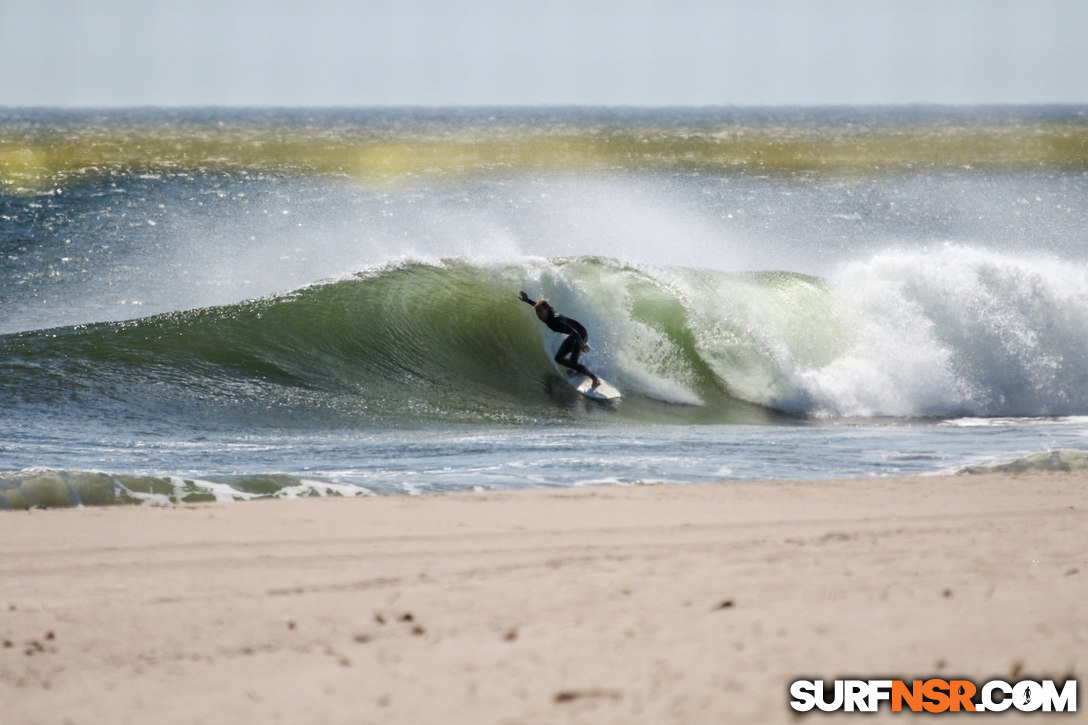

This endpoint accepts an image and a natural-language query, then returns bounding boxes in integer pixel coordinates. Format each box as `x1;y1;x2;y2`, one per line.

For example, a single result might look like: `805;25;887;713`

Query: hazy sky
1;0;1086;107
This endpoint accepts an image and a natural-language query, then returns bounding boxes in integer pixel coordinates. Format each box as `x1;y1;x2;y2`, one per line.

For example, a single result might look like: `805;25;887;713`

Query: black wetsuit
520;295;595;379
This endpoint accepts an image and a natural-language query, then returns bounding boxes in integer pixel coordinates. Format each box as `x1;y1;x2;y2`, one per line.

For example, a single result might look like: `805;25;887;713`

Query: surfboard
565;370;621;401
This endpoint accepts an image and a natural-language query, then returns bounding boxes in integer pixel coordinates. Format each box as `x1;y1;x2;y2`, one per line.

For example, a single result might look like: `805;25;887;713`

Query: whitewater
3;108;1088;507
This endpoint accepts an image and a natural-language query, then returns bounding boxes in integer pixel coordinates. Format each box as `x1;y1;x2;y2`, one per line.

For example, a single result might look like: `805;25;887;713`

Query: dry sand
1;472;1084;724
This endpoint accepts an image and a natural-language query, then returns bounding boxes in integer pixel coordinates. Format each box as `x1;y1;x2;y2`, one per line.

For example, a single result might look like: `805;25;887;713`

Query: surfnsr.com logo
789;678;1077;713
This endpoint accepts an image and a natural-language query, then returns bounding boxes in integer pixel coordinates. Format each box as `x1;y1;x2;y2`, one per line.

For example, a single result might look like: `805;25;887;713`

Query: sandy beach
2;472;1084;724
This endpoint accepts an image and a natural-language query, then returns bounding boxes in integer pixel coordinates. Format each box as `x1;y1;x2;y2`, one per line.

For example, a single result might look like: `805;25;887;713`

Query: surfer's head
533;299;554;322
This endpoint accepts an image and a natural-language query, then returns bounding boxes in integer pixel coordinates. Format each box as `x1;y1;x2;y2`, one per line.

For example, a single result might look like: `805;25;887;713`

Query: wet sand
2;472;1084;723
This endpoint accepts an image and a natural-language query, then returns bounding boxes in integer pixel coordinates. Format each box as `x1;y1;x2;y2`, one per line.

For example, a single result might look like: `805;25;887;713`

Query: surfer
518;291;600;388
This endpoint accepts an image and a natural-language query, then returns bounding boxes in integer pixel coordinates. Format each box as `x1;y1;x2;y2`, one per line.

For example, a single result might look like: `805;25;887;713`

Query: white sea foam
795;244;1088;418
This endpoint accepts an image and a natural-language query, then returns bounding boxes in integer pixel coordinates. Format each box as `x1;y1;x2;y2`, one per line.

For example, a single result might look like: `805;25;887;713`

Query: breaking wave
3;246;1088;427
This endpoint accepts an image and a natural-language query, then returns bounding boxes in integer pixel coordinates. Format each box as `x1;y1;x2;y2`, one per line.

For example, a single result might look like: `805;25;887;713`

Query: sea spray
798;245;1088;417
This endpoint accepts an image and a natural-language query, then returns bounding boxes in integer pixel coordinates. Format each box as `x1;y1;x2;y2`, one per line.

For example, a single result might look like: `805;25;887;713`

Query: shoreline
2;472;1084;723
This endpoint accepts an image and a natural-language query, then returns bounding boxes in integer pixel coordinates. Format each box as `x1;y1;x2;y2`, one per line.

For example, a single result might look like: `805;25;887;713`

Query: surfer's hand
518;291;530;302
580;343;591;353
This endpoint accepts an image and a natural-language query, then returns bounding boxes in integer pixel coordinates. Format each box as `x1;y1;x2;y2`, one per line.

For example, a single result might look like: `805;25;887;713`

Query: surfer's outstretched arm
518;291;536;306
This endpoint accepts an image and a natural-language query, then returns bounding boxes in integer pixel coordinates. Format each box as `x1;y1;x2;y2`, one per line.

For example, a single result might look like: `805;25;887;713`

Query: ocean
3;106;1088;507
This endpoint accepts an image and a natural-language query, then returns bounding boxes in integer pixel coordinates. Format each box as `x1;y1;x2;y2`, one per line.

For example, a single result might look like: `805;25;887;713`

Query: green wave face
0;258;823;426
